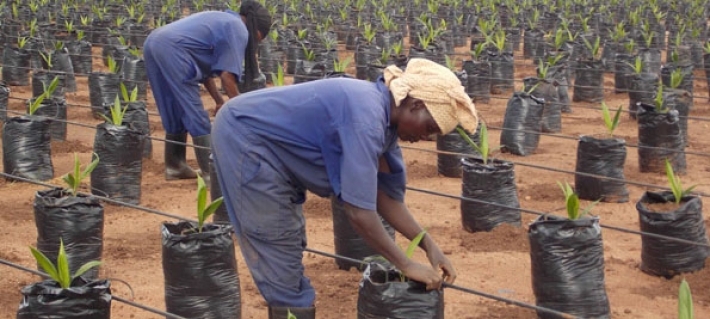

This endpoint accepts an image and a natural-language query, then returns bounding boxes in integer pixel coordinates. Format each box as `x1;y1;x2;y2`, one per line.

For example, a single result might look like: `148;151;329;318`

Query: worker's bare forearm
220;71;239;99
203;77;224;105
343;202;411;269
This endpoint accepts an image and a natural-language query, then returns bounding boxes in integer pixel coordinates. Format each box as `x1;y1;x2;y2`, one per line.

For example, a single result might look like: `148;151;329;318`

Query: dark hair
240;0;272;85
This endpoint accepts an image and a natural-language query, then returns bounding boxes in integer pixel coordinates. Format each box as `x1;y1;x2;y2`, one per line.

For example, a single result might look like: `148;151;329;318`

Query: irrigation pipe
302;248;580;318
0;258;189;319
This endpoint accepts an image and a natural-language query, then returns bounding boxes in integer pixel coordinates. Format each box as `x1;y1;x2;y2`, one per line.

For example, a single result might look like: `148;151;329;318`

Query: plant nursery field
2;0;710;318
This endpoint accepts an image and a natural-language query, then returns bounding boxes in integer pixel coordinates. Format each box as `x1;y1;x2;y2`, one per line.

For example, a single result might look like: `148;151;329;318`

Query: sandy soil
1;43;710;319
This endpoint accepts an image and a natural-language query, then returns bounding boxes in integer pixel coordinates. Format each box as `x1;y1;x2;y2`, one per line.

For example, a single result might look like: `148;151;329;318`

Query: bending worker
211;58;478;318
143;1;271;182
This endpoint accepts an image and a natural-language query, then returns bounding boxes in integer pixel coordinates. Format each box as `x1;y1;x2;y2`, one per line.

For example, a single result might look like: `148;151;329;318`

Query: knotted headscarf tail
239;0;271;85
383;58;478;135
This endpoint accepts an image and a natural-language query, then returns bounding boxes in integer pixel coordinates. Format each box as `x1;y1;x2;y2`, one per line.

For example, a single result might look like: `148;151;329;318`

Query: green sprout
537;59;550;79
30;239;102;289
558;181;599;220
196;174;223;233
120;82;138;103
642;30;654;49
106;56;119;73
333;57;352;73
626;56;643;74
363;23;376;44
609;22;627;43
679;279;694;319
654;85;667;113
391;40;403;56
65;21;74;33
624;39;636;54
302;45;316;62
552;28;567;51
28;76;60;116
582;36;601;58
470;42;487;60
128;47;142;58
491;30;507;52
669;68;684;89
76;30;85;42
17;36;28;49
704;42;710;54
271;64;285;87
39;51;53;69
665;159;696;205
445;55;457;72
100;96;128;126
417;32;432;50
268;29;278;43
457;122;496;165
600;101;622;137
287;309;298;319
80;15;90;26
296;29;308;41
62;153;100;197
398;229;428;282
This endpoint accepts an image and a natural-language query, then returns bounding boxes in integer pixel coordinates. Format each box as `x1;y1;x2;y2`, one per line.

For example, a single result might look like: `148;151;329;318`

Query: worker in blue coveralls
211;58;479;318
143;1;271;183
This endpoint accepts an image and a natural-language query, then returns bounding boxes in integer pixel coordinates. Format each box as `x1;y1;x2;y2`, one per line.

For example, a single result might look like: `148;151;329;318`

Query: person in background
211;58;478;318
143;1;271;183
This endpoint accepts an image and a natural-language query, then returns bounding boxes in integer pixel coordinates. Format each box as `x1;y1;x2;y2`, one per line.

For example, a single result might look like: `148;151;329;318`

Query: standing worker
211;58;477;318
143;1;271;182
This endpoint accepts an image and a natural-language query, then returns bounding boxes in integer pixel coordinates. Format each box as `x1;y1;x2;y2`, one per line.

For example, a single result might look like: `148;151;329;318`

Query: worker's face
396;98;441;143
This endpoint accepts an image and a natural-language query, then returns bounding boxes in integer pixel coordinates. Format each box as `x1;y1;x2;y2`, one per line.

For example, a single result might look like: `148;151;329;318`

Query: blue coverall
211;76;406;307
143;10;247;136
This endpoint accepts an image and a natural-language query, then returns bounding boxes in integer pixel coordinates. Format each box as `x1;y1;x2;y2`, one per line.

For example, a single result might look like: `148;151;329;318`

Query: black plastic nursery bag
523;77;561;133
119;101;152;159
34;188;105;280
572;59;604;103
357;263;444;319
17;278;111;319
91;123;144;205
636;103;686;174
636;191;710;278
461;157;521;232
0;81;9;121
574;136;629;203
436;125;480;178
529;215;610;319
500;92;545;156
162;221;241;319
2;116;54;181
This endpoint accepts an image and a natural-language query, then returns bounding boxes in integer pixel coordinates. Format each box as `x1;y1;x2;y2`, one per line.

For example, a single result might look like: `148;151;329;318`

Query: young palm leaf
679;279;694;319
600;101;622;137
558;181;599;220
29;239;102;288
665;159;696;205
271;64;285;86
100;96;128;126
196;174;224;233
62;153;100;196
457;122;494;165
399;229;427;281
287;309;298;319
28;76;60;116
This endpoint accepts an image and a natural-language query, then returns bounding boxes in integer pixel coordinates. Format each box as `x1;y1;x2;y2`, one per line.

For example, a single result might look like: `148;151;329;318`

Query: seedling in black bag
558;181;600;220
469;42;487;61
28;76;60;116
456;122;498;165
600;101;622;137
287;309;297;319
669;68;684;90
679;279;694;319
625;56;644;75
120;82;139;103
665;159;696;205
100;96;128;126
106;56;119;74
271;64;285;87
196;174;224;233
63;153;100;196
654;85;667;113
333;57;352;73
29;238;102;288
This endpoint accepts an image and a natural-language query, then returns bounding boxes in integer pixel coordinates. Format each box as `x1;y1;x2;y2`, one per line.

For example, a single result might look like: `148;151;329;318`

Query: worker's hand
213;102;224;116
399;260;444;290
426;246;457;285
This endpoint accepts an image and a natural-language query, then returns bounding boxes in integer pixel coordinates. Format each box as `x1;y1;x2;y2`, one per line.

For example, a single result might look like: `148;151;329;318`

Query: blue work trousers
211;115;316;307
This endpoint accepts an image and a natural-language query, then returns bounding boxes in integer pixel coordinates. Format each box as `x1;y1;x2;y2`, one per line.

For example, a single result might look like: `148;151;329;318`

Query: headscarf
239;0;272;84
383;58;478;135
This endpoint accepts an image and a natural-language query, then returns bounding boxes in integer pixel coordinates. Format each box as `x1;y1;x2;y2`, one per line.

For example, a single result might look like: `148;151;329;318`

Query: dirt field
1;44;710;319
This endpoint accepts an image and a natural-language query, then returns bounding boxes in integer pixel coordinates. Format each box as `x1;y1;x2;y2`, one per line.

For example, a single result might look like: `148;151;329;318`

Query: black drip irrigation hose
0;258;189;319
401;145;710;198
303;248;580;318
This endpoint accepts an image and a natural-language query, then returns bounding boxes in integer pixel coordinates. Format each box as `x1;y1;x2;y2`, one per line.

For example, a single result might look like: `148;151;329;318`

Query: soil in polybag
16;278;111;319
574;136;629;203
529;214;610;319
636;103;686;174
34;188;104;280
357;262;444;319
162;221;241;319
2;116;54;181
331;196;395;271
523;77;560;133
436;124;480;178
91;123;144;205
461;157;521;232
636;191;710;278
500;92;545;156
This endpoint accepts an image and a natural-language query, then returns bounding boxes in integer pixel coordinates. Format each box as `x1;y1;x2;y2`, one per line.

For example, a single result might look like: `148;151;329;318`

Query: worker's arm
203;77;224;115
374;156;457;285
220;71;239;99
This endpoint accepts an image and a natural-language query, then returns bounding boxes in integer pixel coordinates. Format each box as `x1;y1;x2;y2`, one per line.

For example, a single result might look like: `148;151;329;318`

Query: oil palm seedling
665;159;696;205
558;181;600;220
600;101;622;138
63;152;100;196
30;239;102;289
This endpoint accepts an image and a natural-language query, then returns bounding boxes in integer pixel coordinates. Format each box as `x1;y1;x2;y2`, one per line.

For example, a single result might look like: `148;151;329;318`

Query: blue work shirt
149;10;247;82
221;76;406;211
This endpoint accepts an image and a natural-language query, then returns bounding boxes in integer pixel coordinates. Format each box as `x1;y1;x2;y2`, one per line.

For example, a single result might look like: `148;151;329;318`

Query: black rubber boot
268;306;316;319
164;133;197;180
192;134;211;185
